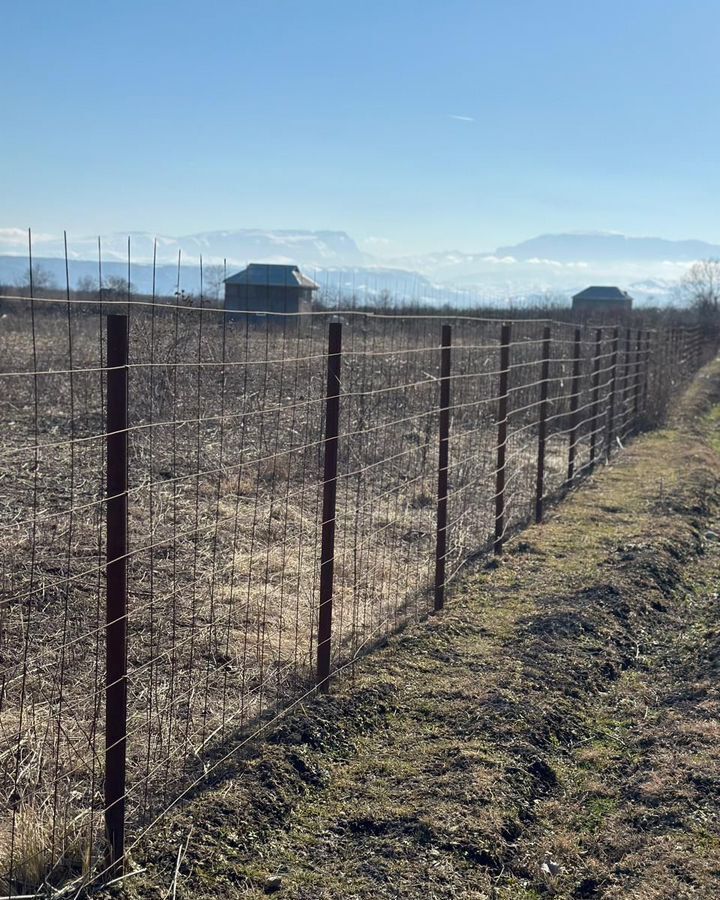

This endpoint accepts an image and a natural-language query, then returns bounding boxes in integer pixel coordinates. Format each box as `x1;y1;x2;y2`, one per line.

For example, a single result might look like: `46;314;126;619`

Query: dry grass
0;301;695;892
97;355;720;900
0;802;92;894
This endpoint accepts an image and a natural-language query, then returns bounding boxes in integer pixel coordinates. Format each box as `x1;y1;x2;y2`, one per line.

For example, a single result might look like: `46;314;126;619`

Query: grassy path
117;362;720;900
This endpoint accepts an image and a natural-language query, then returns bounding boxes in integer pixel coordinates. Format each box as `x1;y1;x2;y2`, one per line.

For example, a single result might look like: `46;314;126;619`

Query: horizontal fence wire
0;276;715;896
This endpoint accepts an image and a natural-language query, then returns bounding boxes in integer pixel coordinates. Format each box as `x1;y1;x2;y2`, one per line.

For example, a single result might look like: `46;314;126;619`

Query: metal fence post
642;330;651;411
677;328;682;372
535;324;551;523
105;314;129;877
566;327;582;483
494;323;511;554
317;320;342;693
667;329;673;385
589;328;602;468
680;328;687;376
606;326;619;458
690;327;696;370
633;328;643;423
621;327;632;440
434;324;452;611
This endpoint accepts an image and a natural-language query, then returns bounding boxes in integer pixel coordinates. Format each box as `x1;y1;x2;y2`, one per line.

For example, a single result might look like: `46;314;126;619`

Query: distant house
572;286;633;316
224;263;319;316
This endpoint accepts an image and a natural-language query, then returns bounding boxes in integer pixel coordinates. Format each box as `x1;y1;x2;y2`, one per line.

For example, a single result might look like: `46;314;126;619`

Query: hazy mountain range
1;227;717;305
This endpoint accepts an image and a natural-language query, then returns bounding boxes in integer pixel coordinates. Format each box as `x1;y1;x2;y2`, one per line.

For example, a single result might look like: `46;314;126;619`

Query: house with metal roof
224;263;319;316
572;286;633;316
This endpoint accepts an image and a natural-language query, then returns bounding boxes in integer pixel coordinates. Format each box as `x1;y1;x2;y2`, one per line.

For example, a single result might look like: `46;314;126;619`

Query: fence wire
0;280;713;896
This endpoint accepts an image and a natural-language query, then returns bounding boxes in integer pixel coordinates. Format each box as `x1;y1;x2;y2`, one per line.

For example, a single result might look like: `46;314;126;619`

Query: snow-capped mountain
0;227;715;305
389;232;720;284
0;228;367;268
383;232;716;298
495;232;720;263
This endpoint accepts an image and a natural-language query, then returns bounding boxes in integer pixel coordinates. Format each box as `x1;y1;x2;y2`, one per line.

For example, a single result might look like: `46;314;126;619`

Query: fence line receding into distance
0;277;713;895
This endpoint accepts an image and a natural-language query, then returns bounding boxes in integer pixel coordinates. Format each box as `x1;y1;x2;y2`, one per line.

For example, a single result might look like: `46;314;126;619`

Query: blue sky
3;0;719;255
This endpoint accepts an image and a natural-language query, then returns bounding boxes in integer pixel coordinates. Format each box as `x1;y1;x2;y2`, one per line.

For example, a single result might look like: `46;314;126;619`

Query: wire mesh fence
0;281;713;895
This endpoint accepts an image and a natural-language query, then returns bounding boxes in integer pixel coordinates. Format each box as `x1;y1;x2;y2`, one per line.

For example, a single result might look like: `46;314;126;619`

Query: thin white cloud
526;257;589;269
528;257;563;268
448;114;474;122
481;255;516;265
662;259;695;269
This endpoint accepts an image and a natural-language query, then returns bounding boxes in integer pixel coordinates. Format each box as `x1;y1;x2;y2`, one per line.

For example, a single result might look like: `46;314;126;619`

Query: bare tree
677;259;720;319
76;275;98;296
538;290;568;310
103;275;135;300
204;264;226;304
15;264;57;293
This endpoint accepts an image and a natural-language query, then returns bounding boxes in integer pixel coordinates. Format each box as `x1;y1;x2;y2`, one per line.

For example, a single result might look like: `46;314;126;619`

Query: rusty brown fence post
642;330;651;411
105;314;129;877
633;328;643;423
606;326;619;458
434;324;452;611
535;324;551;523
680;328;688;377
666;329;673;389
317;320;342;693
589;328;602;468
682;328;688;376
621;327;632;440
494;323;511;554
566;327;582;483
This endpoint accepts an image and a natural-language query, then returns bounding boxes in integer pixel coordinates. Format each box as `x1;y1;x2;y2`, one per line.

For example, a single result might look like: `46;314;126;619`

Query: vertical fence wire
0;268;715;894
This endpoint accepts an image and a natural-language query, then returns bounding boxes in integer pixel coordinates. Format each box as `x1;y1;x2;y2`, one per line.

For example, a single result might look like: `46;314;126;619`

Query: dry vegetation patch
1;304;615;893
92;360;720;899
